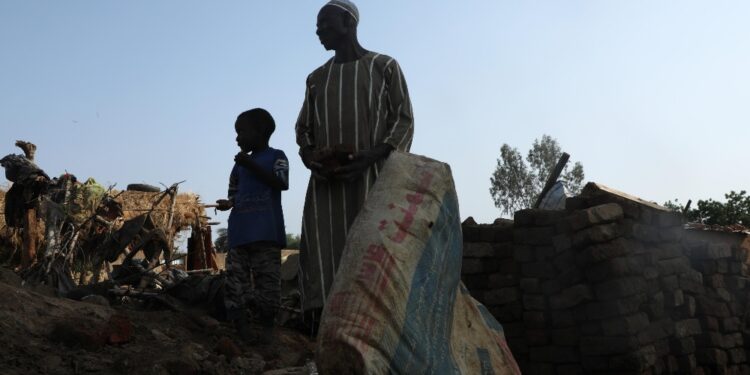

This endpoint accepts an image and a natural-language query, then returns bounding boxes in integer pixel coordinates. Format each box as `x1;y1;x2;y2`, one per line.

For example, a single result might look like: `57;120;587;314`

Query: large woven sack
317;152;520;374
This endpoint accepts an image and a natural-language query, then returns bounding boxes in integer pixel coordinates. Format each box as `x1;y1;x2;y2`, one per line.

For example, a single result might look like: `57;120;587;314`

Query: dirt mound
0;267;314;375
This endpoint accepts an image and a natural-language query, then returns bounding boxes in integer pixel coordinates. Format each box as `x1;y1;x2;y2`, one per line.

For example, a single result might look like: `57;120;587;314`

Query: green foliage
665;191;750;226
213;228;302;250
214;228;228;253
490;135;585;216
285;233;301;249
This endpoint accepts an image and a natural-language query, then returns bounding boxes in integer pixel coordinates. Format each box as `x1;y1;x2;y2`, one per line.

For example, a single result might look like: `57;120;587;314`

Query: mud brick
580;336;639;356
552;234;572;253
676;295;697;319
707;274;726;288
577;238;629;264
600;312;650;336
729;261;743;275
729;348;747;364
513;245;535;263
566;203;624;232
488;272;519;287
463;243;495;258
493;228;514;242
462;258;500;275
551;327;579;346
565;196;589;211
696;348;728;366
551;310;576;328
680;271;706;294
502;322;525;338
667;355;680;373
550;284;593;310
461;224;479;241
609;345;657;371
553;251;576;272
530;346;579;364
657;257;692;275
665;289;685;307
523;363;554;375
723;333;743;349
696;296;731;318
522;262;556;278
678;354;697;371
542;279;562;294
671;337;697;354
645;291;666;319
586;293;646;319
579;321;602;336
652;243;683;259
493;242;514;258
506;337;528;354
655;211;685;227
581;356;610;371
638;319;675;345
595;276;647;301
702;316;720;331
725;276;746;290
513;209;538;226
514;226;555;245
572;223;622;247
520;277;541;293
695;260;718;274
659;226;684;242
479;226;499;242
654;339;671;357
534;246;556;261
661;275;679;290
557;267;583;288
556;364;583;375
523;311;547;329
675;319;702;338
632;223;660;243
722;317;741;332
585;257;630;282
523;294;546;310
526;329;549;345
695;332;724;348
489;302;522;322
482;287;519;305
716;288;733;303
692;243;732;260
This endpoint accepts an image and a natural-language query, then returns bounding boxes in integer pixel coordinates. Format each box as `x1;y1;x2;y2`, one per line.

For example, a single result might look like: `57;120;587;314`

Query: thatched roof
114;189;206;233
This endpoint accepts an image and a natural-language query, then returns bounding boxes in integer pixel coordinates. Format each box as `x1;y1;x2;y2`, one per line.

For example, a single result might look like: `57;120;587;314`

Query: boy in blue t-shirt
216;108;288;343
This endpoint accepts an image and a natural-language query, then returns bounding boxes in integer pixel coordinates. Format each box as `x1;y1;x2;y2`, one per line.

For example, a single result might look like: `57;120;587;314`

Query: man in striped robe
295;0;414;323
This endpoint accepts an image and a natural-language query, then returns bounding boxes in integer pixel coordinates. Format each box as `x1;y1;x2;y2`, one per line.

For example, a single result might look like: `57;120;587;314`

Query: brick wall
462;183;750;374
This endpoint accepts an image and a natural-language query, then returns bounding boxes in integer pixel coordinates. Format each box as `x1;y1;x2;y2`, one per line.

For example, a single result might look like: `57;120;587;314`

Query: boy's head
235;108;275;152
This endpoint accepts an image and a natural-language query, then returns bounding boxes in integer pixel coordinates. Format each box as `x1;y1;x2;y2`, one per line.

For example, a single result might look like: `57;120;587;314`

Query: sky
2;1;750;236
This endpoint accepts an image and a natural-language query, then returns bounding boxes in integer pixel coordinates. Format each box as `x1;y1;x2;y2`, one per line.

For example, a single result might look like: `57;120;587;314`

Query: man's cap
325;0;359;25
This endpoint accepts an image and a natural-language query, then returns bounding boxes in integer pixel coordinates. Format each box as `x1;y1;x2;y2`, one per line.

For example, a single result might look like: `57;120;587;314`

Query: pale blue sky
2;1;749;234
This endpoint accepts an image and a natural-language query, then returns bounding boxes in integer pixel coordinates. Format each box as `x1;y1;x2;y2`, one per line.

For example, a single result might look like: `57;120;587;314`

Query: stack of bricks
460;182;750;374
460;218;523;358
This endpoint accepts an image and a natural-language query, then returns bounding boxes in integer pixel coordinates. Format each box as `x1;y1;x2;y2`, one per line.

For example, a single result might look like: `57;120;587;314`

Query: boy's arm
216;166;238;211
234;152;289;191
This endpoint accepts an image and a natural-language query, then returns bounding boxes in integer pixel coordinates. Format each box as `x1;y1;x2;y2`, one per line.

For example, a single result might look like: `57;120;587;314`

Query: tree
490;135;585;216
665;190;750;226
285;233;301;250
214;228;228;253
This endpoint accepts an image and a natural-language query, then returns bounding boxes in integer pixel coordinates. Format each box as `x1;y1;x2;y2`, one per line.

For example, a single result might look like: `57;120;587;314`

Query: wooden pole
533;152;570;209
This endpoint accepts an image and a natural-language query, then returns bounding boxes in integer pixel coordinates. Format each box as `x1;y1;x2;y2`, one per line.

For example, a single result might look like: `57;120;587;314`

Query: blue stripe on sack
476;303;504;333
476;348;496;375
388;190;463;374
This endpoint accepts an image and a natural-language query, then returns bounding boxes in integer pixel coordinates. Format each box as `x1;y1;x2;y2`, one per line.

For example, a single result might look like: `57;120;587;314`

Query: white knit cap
325;0;359;24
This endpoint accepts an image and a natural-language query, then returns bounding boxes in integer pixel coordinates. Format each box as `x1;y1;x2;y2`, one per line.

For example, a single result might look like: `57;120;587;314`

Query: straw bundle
114;190;206;234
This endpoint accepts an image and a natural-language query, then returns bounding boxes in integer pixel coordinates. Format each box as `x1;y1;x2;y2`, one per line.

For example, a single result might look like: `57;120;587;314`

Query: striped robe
295;51;414;312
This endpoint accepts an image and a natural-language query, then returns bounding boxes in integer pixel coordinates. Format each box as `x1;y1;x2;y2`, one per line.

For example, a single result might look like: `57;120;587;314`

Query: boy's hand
234;152;257;169
215;199;233;211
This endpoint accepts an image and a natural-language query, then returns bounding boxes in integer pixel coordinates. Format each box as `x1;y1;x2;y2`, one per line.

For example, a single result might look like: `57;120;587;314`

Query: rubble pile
462;182;750;374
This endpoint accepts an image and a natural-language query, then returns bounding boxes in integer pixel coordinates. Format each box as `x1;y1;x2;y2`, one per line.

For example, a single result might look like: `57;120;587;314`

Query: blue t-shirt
227;147;288;248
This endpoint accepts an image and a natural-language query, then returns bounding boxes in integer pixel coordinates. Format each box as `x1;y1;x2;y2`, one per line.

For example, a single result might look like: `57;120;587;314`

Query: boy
216;108;289;343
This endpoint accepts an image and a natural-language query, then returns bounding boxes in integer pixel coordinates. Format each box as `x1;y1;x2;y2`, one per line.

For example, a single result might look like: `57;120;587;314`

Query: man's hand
215;199;233;211
300;146;327;181
334;144;393;181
